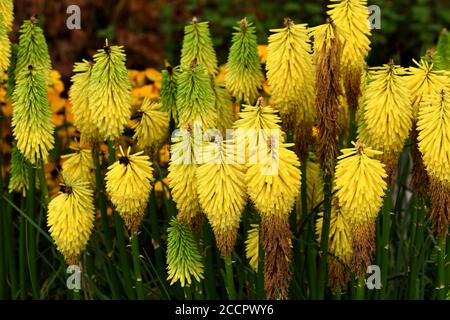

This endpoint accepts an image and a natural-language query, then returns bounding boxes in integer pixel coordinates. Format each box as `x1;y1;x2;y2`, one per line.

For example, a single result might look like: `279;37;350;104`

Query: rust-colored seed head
261;215;293;299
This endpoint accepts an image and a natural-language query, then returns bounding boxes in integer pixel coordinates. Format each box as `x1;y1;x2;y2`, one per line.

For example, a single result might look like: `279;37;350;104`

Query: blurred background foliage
11;0;450;82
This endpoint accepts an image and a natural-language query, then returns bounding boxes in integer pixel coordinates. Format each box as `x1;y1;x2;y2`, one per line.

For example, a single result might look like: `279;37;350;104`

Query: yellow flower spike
335;141;387;226
0;14;11;72
316;202;353;292
47;173;95;265
0;0;13;32
105;146;154;232
167;129;201;224
417;89;450;185
327;0;371;73
298;155;324;214
196;139;247;256
246;140;301;218
266;18;315;124
359;63;413;158
132;97;169;151
69;60;98;143
245;224;259;272
61;141;95;188
409;59;450;120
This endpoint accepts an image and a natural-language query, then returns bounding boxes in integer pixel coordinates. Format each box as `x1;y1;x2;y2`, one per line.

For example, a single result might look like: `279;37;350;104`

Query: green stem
436;235;447;300
113;213;135;299
131;232;145;300
348;107;357;146
317;173;332;299
3;193;18;298
224;254;236;300
354;277;365;300
148;190;166;287
408;196;424;299
92;144;120;299
256;220;265;299
27;165;39;299
92;145;113;252
19;197;26;299
107;140;135;299
379;190;392;299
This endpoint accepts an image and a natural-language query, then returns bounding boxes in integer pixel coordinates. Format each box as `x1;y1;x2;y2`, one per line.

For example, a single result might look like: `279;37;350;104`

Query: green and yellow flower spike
180;17;218;76
166;217;204;287
88;42;132;141
226;18;263;105
61;141;95;187
12;64;54;165
8;146;29;196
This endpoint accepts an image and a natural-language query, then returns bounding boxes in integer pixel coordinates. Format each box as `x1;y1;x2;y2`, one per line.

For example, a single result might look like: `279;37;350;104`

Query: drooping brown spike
261;215;293;299
315;21;342;174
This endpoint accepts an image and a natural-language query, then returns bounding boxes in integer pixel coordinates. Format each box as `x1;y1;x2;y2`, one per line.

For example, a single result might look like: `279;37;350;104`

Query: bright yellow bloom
409;59;449;120
266;19;315;122
69;60;98;143
47;173;95;265
417;89;450;184
167;129;201;222
0;0;13;32
0;14;11;72
61;141;94;187
196;139;247;255
132;97;169;150
335;142;387;225
316;204;353;263
299;156;324;213
245;224;259;271
328;0;371;72
105;146;154;231
359;64;412;156
246;141;301;218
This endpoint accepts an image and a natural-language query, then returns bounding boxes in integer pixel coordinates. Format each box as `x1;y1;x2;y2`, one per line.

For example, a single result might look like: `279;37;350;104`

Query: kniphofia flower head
47;172;95;265
105;146;154;232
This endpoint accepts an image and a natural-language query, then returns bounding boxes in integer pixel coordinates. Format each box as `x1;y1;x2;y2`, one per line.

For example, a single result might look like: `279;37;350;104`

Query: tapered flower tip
225;18;263;105
245;224;260;272
246;141;301;218
47;173;95;265
335;141;387;226
132;97;169;150
12;65;55;165
61;140;94;187
89;45;132;140
180;19;218;75
105;146;154;232
166;217;204;287
417;89;450;184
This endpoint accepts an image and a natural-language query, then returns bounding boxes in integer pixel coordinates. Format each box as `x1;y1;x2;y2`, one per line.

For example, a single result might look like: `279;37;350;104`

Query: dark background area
10;0;450;82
